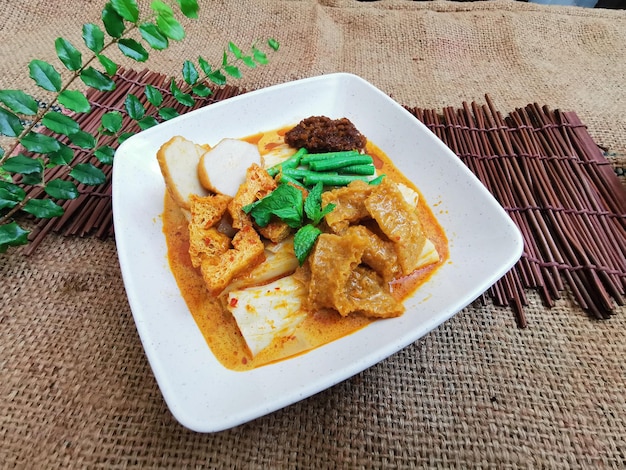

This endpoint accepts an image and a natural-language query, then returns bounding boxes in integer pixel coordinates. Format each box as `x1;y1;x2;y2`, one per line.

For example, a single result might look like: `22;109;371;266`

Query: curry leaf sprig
0;0;279;253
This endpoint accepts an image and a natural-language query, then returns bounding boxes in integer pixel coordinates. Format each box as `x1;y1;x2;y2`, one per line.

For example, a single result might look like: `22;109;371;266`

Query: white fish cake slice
157;136;209;210
198;138;262;197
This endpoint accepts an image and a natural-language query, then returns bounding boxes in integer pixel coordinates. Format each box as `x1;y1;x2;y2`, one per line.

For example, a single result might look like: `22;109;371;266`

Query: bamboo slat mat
16;67;626;327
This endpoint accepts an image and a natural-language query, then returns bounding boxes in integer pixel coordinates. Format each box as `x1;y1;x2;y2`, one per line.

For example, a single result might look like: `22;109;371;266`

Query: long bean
267;148;308;177
283;168;338;179
337;164;376;175
303;173;370;186
308;154;373;171
300;150;360;164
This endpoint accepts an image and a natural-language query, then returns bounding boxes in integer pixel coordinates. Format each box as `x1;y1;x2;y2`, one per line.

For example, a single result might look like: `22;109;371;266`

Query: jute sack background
1;0;625;468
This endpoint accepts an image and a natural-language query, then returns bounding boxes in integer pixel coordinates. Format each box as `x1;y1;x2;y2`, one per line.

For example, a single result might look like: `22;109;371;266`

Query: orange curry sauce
162;130;448;371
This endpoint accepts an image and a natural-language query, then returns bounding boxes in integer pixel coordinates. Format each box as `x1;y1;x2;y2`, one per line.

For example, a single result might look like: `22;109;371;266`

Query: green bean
303;173;370;187
277;173;303;187
336;164;376;175
283;168;337;179
300;150;360;164
267;148;308;177
368;174;386;185
308;154;373;172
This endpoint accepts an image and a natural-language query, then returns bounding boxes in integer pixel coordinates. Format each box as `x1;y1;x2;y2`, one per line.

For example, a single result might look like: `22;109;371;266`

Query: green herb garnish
242;183;303;228
293;224;322;265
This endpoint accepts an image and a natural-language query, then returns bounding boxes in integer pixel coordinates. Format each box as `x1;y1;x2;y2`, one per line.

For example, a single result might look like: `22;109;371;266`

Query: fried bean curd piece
199;225;266;296
307;229;404;318
321;180;373;234
228;163;277;229
188;193;233;268
365;178;426;276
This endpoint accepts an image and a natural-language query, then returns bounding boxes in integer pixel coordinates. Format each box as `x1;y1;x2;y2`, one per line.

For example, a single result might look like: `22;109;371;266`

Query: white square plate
113;73;523;432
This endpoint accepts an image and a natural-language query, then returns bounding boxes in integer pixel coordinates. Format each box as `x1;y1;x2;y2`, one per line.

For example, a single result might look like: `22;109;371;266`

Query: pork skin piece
365;178;426;275
349;225;401;283
307;228;404;318
321;180;373;234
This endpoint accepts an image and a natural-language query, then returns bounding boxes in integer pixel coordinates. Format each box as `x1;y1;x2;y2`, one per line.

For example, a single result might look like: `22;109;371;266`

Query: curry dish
159;119;448;371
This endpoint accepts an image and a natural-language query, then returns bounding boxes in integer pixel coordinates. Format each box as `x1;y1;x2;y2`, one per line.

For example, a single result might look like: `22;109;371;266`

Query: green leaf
197;56;212;75
0;181;26;210
252;47;268;65
139;22;169;50
207;69;226;86
137;116;159;130
294;224;322;265
0;221;30;249
58;90;91;113
102;2;125;38
268;38;280;51
228;42;243;60
82;23;105;53
80;67;116;91
224;65;241;79
150;1;173;15
44;178;79;200
243;183;303;228
94;145;116;164
191;84;212;98
97;54;119;76
42;111;80;136
101;111;123;133
2;154;43;175
70;163;106;185
170;80;194;107
23;198;65;218
55;37;82;71
144;85;163;107
124;94;145;120
68;130;97;149
0;90;39;115
156;11;185;41
222;51;228;67
182;60;199;85
0;107;24;137
28;60;62;92
177;0;199;19
158;107;179;120
118;132;135;144
118;38;149;62
241;56;257;68
304;182;335;225
48;144;74;166
20;132;61;154
111;0;139;23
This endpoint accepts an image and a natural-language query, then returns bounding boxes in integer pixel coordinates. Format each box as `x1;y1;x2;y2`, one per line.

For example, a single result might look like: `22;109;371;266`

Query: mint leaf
294;224;321;266
304;182;335;225
243;183;303;228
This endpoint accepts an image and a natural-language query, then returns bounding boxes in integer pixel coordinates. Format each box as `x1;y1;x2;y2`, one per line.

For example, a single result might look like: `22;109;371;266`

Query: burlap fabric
1;0;625;468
